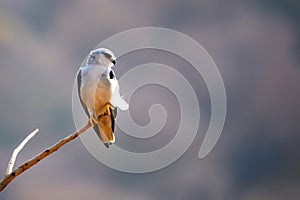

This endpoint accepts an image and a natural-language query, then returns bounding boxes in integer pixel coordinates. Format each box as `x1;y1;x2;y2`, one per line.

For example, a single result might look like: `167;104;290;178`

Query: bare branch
0;122;92;192
6;129;39;175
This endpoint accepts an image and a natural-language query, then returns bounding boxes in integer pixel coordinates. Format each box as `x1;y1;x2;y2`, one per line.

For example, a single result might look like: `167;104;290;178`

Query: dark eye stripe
103;52;112;59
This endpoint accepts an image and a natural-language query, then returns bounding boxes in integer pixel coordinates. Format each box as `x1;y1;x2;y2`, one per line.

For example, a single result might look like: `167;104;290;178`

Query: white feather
111;83;129;111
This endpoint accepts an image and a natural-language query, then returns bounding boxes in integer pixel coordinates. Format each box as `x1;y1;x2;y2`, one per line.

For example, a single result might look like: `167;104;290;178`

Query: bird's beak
112;59;116;65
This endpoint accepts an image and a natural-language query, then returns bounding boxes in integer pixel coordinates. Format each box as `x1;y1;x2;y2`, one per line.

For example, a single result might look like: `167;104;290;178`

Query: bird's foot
105;104;114;115
89;115;98;127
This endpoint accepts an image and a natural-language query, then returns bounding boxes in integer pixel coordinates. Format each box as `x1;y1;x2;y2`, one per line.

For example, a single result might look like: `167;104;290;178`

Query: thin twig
0;122;91;192
5;129;39;175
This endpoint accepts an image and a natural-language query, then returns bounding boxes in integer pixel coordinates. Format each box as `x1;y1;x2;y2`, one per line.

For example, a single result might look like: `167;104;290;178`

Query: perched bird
77;48;129;148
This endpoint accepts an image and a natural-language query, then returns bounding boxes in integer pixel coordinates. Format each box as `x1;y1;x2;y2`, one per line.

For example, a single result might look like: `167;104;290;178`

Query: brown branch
6;129;39;175
0;122;91;192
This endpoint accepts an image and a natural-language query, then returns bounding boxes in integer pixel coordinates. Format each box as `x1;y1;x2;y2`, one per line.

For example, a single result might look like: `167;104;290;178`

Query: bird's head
87;48;116;67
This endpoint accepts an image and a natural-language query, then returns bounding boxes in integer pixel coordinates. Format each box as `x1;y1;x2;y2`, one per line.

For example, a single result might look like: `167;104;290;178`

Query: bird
77;48;129;148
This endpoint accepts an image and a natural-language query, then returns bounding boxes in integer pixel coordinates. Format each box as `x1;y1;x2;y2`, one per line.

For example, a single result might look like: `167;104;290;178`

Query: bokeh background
1;0;300;199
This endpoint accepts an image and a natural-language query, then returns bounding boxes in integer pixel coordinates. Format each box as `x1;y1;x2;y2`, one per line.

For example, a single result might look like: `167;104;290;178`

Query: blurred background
0;0;300;199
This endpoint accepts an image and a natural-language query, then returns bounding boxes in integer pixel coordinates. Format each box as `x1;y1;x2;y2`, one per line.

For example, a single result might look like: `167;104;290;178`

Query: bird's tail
97;114;115;147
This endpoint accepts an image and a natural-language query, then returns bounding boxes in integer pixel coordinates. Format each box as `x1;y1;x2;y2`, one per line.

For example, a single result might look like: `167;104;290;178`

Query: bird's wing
110;106;117;132
77;69;89;117
97;106;117;142
95;70;119;148
77;68;106;146
96;70;118;147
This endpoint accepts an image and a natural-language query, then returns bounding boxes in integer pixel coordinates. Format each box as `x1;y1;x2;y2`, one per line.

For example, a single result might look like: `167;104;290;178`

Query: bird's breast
80;65;115;116
81;79;113;117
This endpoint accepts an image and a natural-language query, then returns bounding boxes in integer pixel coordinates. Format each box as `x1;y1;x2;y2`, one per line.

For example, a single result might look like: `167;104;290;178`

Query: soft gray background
0;0;299;199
